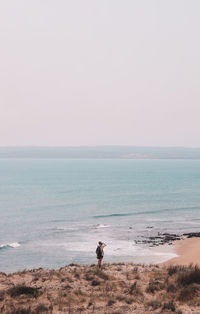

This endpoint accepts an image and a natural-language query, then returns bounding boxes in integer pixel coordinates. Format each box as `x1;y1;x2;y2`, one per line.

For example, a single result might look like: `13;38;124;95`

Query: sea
1;158;200;273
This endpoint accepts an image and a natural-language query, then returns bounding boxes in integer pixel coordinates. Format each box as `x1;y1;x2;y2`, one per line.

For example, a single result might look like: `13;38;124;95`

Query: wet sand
161;237;200;266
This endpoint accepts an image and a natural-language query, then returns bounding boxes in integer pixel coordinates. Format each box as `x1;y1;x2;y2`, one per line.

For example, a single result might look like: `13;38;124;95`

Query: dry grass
146;299;161;310
0;263;200;313
167;265;186;276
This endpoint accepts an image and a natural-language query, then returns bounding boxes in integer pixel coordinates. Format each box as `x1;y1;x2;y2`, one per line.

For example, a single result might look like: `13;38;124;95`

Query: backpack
96;245;102;258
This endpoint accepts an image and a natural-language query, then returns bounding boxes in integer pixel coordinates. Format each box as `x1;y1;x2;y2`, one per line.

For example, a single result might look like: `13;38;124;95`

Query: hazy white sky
0;0;200;146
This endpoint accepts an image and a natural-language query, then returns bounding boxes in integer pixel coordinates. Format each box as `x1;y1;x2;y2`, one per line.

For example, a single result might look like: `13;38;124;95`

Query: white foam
92;224;110;229
0;242;20;249
58;239;141;256
9;242;21;248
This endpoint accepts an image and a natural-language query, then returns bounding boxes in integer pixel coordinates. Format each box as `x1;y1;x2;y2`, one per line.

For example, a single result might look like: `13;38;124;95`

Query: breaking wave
0;242;20;250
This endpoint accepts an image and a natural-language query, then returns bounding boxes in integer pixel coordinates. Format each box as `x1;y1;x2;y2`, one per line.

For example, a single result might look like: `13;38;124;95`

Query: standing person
96;241;107;269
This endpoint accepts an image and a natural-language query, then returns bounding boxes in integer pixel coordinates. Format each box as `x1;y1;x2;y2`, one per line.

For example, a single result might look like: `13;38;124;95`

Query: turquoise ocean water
0;159;200;273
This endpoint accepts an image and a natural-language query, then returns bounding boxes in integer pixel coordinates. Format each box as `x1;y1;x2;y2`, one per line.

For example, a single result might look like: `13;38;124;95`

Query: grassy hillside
0;263;200;313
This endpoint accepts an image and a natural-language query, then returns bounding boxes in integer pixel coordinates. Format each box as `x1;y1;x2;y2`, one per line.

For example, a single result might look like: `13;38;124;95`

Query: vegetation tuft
177;265;200;286
8;286;39;298
162;300;176;312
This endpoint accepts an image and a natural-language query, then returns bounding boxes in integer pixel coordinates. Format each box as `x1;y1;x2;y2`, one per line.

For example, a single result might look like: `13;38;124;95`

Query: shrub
8;286;39;298
178;285;199;302
92;280;101;286
107;299;115;306
162;300;176;312
177;265;200;286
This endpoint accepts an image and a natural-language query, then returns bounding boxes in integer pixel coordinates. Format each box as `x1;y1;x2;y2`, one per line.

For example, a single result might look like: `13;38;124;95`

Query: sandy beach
162;237;200;266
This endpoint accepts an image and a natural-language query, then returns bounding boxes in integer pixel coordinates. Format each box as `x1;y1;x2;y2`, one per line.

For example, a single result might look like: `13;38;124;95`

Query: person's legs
98;258;102;269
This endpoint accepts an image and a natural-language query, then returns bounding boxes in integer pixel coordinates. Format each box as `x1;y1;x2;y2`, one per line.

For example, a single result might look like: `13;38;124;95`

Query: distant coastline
1;146;200;159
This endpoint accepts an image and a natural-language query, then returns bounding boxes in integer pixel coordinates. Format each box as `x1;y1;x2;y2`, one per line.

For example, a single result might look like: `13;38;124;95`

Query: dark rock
136;230;200;249
183;232;200;238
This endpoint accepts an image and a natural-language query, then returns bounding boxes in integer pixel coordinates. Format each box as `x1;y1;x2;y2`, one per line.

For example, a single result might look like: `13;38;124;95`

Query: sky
0;0;200;147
